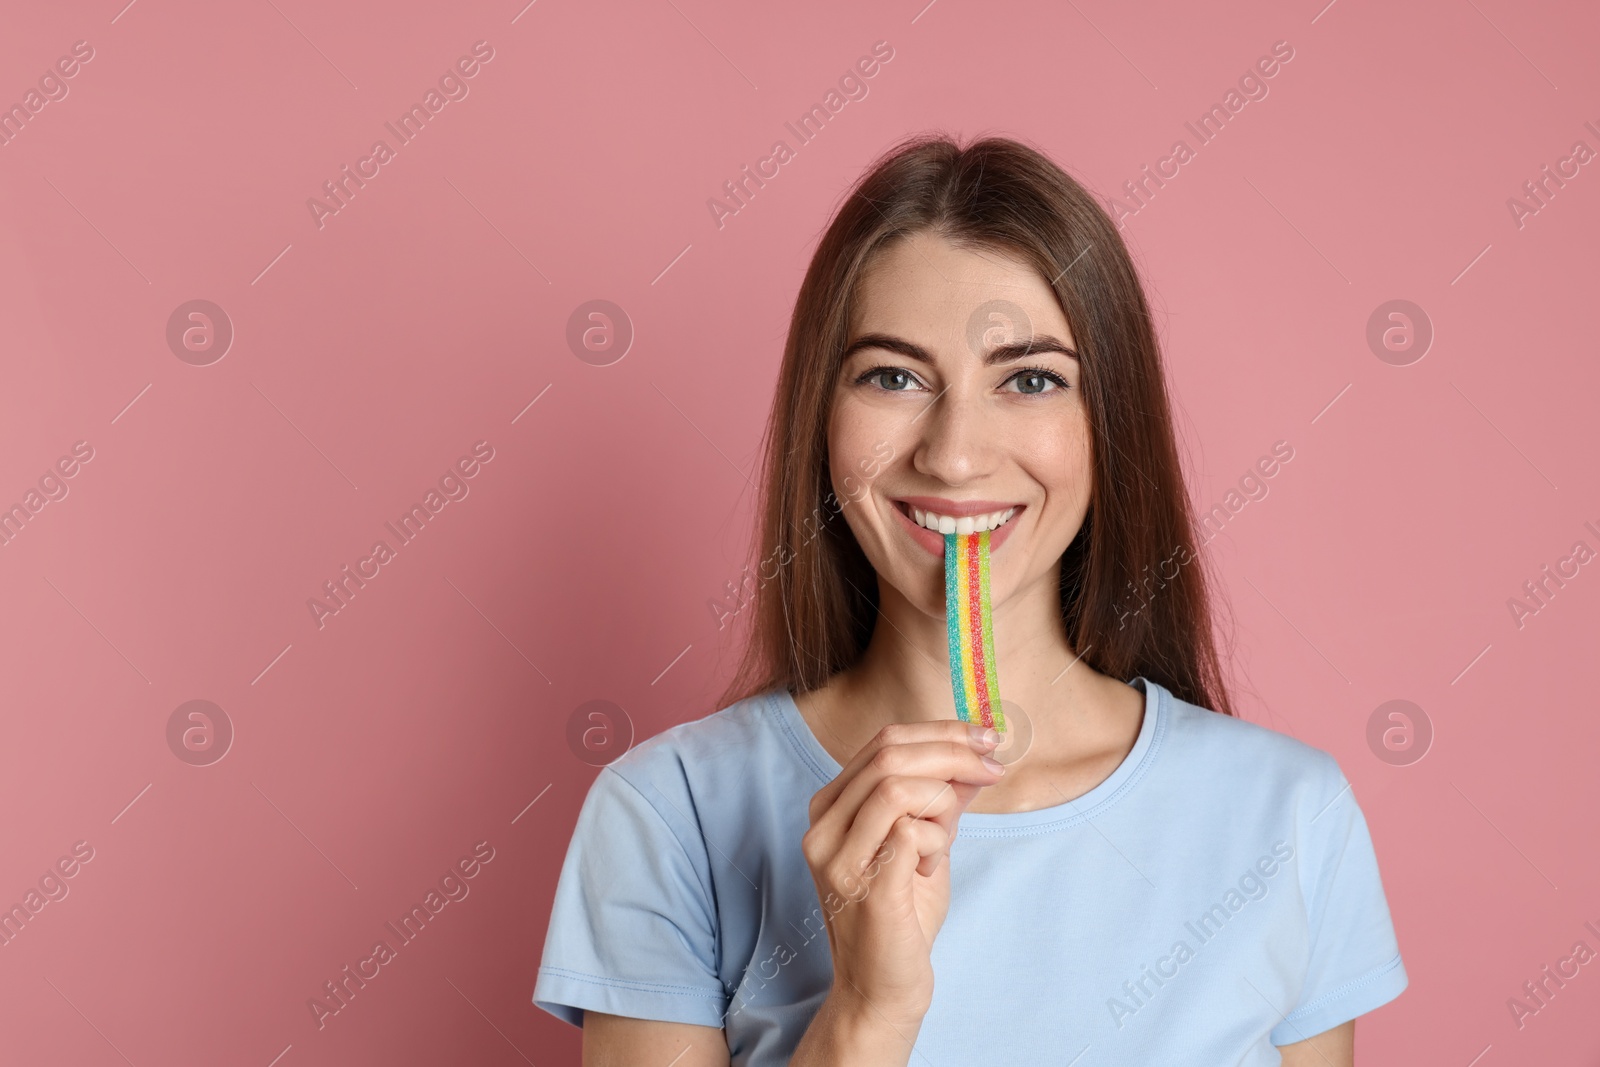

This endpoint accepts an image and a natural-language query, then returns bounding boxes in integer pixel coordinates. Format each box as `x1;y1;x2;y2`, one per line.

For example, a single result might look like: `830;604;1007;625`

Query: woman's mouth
905;504;1016;535
889;497;1025;556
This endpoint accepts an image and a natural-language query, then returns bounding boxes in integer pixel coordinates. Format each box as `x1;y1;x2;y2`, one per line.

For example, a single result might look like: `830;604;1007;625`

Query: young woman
533;134;1407;1065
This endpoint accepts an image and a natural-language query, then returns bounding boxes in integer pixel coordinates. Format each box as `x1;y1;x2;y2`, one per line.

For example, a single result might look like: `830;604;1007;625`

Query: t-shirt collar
770;676;1167;836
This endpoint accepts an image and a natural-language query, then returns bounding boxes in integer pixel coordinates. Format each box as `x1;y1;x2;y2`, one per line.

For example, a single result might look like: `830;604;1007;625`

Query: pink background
1;0;1597;1062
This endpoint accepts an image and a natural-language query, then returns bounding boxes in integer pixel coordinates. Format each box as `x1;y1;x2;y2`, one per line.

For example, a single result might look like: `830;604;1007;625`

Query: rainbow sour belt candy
943;530;1005;732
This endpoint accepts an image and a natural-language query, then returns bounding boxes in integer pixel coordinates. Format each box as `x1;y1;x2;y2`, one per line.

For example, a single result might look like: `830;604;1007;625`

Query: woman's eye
863;367;922;391
1005;368;1068;394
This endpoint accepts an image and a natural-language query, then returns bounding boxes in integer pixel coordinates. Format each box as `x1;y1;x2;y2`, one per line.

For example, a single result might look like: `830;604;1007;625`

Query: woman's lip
890;500;1024;557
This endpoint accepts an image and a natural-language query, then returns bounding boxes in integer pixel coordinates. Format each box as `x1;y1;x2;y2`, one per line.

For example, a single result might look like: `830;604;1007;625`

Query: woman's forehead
850;239;1073;354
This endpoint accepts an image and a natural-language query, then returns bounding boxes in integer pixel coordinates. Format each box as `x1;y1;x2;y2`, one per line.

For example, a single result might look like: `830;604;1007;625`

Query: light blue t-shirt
532;678;1407;1064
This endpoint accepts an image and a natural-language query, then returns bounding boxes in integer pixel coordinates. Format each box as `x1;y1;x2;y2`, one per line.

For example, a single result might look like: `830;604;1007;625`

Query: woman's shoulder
1154;681;1349;802
581;688;804;819
605;687;792;775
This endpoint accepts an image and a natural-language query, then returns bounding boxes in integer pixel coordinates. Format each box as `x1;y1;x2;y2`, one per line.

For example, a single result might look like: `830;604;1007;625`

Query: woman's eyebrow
842;331;1078;365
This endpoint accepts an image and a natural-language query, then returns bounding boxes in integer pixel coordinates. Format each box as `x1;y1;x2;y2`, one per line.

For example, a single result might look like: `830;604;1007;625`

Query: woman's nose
911;390;997;485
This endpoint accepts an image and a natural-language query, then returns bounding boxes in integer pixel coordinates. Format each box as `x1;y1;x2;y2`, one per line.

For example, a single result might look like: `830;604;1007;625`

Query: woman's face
829;230;1092;618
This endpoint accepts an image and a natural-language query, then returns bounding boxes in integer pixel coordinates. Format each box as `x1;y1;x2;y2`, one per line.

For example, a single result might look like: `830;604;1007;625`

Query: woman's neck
857;559;1082;718
799;561;1139;770
793;563;1147;811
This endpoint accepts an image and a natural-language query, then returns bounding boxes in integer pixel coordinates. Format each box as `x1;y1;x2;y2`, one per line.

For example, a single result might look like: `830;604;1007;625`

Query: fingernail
967;724;1000;748
980;755;1005;774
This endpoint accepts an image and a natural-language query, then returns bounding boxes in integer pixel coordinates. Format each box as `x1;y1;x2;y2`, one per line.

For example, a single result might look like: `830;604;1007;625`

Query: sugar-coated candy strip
943;530;1005;731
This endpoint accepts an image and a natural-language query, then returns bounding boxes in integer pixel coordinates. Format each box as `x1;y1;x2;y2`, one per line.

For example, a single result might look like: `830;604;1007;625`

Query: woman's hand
798;719;1005;1030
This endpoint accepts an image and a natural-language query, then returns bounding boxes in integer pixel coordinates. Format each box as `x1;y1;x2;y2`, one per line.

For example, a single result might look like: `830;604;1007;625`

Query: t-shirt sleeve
532;763;729;1030
1270;753;1408;1045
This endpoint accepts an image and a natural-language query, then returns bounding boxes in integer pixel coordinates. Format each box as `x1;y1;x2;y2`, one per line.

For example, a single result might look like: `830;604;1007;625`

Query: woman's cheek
833;391;900;449
1027;411;1090;480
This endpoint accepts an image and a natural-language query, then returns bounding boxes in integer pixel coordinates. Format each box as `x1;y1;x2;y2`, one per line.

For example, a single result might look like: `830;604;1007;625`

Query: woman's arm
1278;1019;1354;1066
582;1012;729;1067
788;991;922;1066
583;999;1356;1063
582;995;919;1067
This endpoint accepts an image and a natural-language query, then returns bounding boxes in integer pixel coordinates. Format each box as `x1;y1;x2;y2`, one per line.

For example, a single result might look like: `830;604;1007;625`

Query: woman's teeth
909;506;1017;535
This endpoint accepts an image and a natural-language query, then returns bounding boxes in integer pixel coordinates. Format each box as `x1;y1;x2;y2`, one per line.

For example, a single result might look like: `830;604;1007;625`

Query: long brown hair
718;132;1235;717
